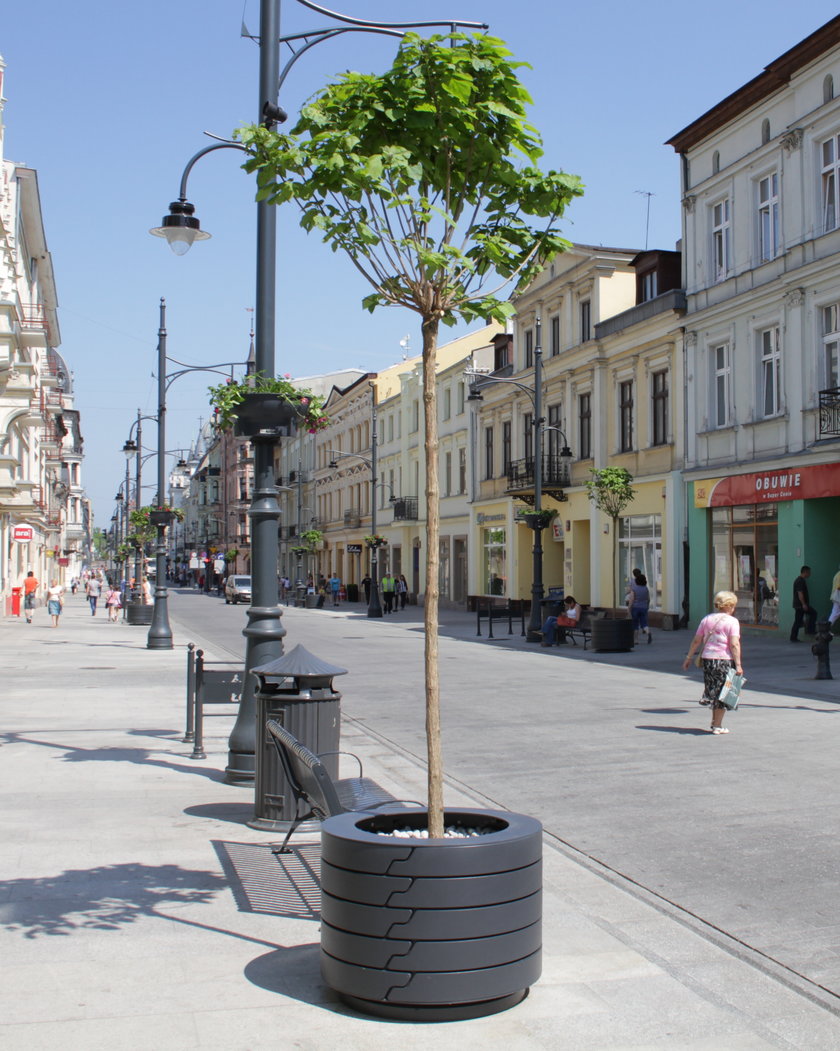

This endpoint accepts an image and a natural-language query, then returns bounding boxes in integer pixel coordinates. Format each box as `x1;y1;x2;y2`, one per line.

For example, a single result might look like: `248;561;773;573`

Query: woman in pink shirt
682;590;743;735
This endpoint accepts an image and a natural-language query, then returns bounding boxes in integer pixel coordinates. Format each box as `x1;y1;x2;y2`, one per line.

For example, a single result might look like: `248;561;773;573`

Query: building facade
669;15;840;633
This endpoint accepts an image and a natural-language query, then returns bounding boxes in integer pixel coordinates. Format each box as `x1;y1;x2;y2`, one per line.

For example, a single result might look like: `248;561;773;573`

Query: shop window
711;505;778;625
482;527;506;596
619;515;662;610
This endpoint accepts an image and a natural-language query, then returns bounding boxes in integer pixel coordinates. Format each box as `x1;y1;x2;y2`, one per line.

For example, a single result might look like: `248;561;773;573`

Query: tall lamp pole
466;317;572;642
147;298;174;649
151;0;488;784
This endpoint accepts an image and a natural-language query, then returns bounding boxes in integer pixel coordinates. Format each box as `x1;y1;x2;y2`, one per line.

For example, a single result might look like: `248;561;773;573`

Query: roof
667;15;840;153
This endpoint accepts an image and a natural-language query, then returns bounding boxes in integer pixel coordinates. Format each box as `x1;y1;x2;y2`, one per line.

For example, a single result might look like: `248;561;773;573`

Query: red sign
695;463;840;507
11;525;34;543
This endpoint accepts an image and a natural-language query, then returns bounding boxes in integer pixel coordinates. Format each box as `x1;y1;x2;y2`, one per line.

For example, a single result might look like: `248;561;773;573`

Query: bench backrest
265;719;344;820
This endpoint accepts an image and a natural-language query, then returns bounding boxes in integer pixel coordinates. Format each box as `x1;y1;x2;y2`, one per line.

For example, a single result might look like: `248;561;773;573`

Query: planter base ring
337;988;528;1023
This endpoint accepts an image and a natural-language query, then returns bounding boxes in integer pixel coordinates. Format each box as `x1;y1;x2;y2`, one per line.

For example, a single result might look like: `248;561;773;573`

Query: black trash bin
248;646;347;832
346;583;359;603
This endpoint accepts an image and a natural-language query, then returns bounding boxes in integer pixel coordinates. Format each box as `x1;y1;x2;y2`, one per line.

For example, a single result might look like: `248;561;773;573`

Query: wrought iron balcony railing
819;387;840;437
505;454;571;492
392;496;418;521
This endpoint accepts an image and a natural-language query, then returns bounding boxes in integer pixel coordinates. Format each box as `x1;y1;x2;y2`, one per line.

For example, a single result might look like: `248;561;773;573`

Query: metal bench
265;720;418;854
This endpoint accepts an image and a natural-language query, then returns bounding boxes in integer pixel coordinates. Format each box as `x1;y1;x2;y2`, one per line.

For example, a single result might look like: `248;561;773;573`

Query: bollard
487;602;494;639
476;603;482;637
520;606;526;637
183;642;196;743
190;649;207;760
811;620;834;680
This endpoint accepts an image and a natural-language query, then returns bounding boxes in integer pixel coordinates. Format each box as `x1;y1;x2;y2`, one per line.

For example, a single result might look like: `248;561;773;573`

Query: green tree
239;31;582;836
585;467;636;610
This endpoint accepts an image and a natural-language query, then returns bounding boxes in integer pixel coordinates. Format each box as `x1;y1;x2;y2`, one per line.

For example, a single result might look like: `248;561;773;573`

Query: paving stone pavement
1;592;839;1050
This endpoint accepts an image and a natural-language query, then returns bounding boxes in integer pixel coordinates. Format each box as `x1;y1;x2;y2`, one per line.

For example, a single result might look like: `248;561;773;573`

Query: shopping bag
718;669;746;710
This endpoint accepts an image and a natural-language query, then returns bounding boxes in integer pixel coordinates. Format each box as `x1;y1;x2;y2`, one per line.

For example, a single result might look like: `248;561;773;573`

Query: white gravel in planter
376;825;493;839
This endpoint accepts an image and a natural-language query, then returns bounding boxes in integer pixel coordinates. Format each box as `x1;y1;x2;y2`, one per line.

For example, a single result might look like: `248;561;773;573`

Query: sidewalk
1;595;839;1049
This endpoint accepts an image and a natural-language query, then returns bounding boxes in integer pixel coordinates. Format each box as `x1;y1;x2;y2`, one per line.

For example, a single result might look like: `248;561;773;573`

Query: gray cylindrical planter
590;617;634;652
320;808;542;1021
125;602;153;625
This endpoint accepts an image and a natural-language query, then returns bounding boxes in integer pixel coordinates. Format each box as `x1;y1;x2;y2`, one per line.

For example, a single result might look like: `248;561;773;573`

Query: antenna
635;190;654;250
399;334;411;360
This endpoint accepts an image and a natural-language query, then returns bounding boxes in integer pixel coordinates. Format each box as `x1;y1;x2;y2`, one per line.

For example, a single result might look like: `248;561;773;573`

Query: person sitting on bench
541;596;582;646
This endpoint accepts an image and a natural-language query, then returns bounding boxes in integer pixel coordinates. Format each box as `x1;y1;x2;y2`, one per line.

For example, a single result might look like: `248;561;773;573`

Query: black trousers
790;606;817;639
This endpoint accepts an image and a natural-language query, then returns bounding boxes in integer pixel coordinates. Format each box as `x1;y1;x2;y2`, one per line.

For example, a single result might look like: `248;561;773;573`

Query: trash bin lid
251;644;348;680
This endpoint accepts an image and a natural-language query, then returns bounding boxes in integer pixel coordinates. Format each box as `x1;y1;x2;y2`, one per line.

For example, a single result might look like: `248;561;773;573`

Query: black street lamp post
146;298;175;649
466;317;573;641
151;0;487;784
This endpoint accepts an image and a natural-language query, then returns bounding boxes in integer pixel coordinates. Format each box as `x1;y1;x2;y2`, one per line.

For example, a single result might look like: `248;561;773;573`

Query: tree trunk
422;315;444;838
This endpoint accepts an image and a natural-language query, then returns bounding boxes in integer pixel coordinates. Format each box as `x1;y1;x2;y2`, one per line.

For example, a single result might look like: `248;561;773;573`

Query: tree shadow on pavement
0;732;227;782
1;862;228;939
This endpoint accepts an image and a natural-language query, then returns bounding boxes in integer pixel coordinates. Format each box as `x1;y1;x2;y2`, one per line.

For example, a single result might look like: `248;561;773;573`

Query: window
652;370;668;446
619;514;662;611
482;527;506;596
388;415;394;441
578;393;592;459
411;399;420;432
825;74;834;104
523;412;533;462
712;198;731;280
641;270;658;301
761;118;771;145
759;326;781;417
822;304;840;388
456;381;465;414
821;133;840;233
619;380;634;452
524;328;534;368
458;446;467;493
442;387;451;420
549;314;561;357
502;421;512;475
547;403;563;459
580;300;591;342
484;426;494;479
712;150;720;175
758;173;779;262
444;451;452;496
712;342;732;428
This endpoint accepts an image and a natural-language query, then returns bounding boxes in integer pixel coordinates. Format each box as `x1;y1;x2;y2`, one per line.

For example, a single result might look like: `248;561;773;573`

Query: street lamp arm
163;363;247;393
291;0;487;32
277;6;489;93
464;368;537;410
326;448;373;469
175;142;247;204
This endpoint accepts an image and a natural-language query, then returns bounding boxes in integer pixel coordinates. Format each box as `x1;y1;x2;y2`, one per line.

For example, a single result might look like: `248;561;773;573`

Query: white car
224;575;252;604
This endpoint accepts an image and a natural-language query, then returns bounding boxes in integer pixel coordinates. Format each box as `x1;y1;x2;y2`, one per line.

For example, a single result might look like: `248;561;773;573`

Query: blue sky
3;0;839;521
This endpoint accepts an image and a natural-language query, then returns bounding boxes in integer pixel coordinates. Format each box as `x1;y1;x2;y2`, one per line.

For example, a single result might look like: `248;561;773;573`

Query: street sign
11;525;34;543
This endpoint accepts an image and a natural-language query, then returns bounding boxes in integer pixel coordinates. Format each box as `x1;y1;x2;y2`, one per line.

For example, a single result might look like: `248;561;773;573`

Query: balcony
819;388;840;437
392;497;418;521
506;455;571;501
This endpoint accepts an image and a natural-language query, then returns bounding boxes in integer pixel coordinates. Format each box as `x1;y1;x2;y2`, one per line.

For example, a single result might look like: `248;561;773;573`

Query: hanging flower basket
364;534;387;549
148;509;175;527
208;373;329;437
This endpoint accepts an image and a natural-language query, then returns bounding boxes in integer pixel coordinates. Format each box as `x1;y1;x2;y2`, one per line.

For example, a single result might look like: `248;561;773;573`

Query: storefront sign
694;463;840;508
476;512;506;524
347;544;362;554
11;525;34;543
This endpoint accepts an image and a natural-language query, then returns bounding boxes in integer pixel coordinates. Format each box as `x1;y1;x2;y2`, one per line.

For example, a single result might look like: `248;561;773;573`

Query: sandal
711;727;730;734
699;696;711;706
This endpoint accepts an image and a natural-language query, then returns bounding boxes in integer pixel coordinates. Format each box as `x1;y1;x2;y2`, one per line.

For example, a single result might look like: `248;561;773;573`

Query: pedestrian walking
105;584;122;622
86;575;102;616
790;565;817;641
46;579;64;628
23;571;39;624
361;575;372;603
329;572;341;607
397;574;408;610
828;565;840;627
682;590;743;734
381;573;396;613
627;573;652;644
141;576;153;605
